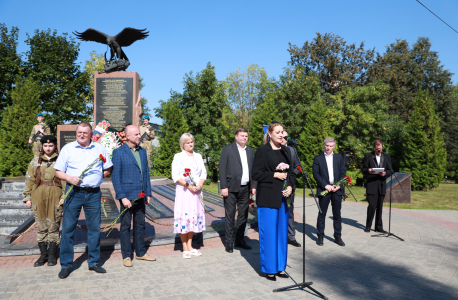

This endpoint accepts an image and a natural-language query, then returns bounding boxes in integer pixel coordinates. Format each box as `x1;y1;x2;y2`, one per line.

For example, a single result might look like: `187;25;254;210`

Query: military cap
37;113;44;117
40;135;57;145
142;115;150;120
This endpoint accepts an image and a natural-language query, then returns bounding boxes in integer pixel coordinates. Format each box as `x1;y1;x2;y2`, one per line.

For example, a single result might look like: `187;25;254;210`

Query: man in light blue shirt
54;122;113;279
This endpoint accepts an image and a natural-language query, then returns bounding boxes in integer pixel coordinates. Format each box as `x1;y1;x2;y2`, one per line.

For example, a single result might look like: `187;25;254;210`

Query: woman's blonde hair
179;133;195;150
266;122;283;143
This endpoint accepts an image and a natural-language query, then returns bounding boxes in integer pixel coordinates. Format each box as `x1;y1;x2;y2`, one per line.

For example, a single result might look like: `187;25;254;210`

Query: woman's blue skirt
257;197;289;274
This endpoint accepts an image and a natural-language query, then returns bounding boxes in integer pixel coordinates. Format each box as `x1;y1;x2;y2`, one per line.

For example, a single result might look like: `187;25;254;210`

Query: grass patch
293;184;458;210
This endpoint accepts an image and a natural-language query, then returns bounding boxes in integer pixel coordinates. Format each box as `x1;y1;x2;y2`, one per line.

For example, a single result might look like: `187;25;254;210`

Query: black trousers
316;192;342;238
224;185;250;244
366;193;384;231
119;199;146;259
287;190;296;241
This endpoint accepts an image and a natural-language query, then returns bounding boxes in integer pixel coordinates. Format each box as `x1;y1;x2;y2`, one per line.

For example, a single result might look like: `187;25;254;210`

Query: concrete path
0;197;457;300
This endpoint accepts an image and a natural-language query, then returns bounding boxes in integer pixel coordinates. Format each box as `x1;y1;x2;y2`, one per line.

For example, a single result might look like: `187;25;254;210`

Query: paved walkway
1;198;457;300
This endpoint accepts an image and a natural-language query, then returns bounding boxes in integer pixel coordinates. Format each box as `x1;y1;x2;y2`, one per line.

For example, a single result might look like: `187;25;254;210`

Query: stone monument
93;71;142;130
383;172;412;204
57;124;77;151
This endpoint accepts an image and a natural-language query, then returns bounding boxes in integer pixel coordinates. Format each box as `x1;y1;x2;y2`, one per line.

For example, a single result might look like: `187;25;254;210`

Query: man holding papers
362;139;393;233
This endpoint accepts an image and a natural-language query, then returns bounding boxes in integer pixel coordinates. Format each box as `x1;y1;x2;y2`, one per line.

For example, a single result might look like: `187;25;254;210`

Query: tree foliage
154;94;188;178
180;63;231;182
24;29;90;131
288;32;376;94
0;23;22;113
0;78;40;176
296;97;334;187
400;91;447;190
332;82;390;169
224;64;269;129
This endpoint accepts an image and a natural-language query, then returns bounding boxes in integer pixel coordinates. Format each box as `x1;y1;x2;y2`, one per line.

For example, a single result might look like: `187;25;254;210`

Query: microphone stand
372;152;404;241
273;144;327;300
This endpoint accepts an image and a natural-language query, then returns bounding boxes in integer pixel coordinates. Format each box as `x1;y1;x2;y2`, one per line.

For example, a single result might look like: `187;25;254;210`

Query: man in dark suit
312;137;346;247
112;125;156;267
281;129;301;247
219;128;257;253
362;139;392;233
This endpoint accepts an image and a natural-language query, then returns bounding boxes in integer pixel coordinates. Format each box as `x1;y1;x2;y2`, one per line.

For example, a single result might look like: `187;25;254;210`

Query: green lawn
204;183;458;211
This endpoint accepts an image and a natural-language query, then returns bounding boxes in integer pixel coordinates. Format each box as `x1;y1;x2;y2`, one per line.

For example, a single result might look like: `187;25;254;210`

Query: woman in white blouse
171;133;207;258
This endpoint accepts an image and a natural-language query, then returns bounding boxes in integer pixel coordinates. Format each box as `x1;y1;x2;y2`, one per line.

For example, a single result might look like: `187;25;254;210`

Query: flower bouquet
60;154;107;205
276;163;290;206
99;132;119;159
92;119;111;142
105;192;146;236
321;175;353;197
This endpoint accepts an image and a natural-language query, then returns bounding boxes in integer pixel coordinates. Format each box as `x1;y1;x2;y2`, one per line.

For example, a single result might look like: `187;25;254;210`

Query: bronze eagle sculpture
73;27;149;72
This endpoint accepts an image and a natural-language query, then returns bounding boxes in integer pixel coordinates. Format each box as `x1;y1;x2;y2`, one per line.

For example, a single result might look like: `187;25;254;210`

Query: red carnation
139;192;146;198
297;166;303;173
345;175;353;185
185;168;191;173
99;154;106;163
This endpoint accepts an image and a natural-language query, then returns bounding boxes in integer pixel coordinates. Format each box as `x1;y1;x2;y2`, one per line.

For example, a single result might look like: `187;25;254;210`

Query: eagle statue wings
73;27;149;72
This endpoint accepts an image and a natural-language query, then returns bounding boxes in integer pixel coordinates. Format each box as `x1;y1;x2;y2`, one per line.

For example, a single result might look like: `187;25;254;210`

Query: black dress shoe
364;228;370;233
225;242;234;253
288;240;301;247
376;229;387;233
265;274;276;281
277;272;289;278
334;237;345;246
88;265;106;273
58;268;71;279
235;240;252;250
316;236;323;246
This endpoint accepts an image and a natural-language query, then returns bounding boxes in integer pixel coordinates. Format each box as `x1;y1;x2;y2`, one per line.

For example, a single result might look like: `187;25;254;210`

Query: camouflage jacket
23;153;66;202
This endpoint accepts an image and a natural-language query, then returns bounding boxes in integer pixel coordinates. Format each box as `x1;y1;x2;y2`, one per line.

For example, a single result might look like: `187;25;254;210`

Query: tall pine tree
0;78;40;176
180;63;230;182
296;97;334;187
400;91;447;190
154;94;188;178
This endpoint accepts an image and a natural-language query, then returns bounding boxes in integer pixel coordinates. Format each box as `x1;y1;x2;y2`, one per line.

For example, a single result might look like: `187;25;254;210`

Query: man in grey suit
281;129;301;247
219;128;257;253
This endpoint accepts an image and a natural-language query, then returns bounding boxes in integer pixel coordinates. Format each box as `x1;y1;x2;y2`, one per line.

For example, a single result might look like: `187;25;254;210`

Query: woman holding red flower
171;133;207;259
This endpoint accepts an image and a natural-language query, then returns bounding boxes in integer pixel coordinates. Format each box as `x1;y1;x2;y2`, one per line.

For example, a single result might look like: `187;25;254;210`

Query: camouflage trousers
31;204;63;244
140;140;152;169
32;141;42;157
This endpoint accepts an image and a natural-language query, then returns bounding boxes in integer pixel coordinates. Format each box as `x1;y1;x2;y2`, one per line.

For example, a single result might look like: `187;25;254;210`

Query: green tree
296;97;334;187
224;63;269;129
180;63;230;182
154;94;188;178
0;78;40;176
24;29;90;131
400;91;447;190
247;82;279;150
0;23;22;113
288;32;376;94
83;50;105;113
332;82;390;170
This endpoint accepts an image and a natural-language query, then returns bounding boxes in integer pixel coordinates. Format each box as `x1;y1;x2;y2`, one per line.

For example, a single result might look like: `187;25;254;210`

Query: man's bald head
125;125;141;147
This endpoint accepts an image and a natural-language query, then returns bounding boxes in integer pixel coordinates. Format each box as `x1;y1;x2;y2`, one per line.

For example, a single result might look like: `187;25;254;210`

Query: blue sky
1;0;457;124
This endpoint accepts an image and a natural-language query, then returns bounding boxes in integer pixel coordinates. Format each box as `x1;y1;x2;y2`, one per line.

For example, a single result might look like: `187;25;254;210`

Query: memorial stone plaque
56;124;77;151
95;78;133;131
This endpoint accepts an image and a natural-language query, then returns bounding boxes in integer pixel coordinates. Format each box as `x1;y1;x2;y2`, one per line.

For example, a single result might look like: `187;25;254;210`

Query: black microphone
286;137;300;146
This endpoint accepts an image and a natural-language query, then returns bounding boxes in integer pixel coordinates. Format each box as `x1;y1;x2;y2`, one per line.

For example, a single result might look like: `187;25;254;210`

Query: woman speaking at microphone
252;122;295;281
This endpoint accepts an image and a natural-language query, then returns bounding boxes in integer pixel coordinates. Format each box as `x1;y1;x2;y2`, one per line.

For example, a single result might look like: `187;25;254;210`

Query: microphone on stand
285;136;300;146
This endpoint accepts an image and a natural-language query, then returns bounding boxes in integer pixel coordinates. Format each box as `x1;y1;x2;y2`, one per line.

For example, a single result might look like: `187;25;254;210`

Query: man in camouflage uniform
139;115;155;170
28;113;51;157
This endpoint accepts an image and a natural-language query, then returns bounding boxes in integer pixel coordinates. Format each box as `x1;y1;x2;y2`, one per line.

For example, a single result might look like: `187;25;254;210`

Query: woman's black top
274;149;288;164
252;143;296;209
